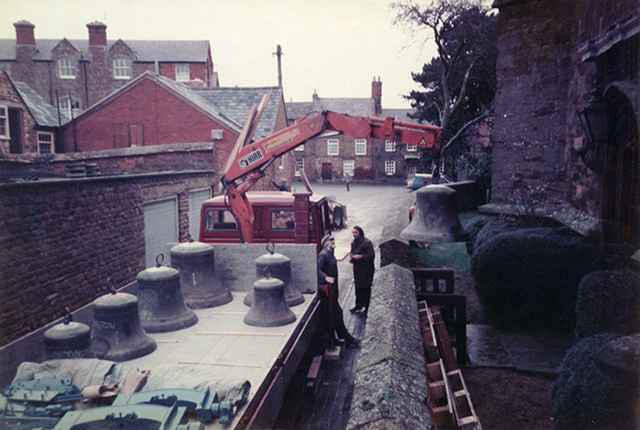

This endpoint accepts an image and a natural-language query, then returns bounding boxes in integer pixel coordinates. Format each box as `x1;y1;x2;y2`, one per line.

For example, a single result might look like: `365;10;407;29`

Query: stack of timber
419;301;481;430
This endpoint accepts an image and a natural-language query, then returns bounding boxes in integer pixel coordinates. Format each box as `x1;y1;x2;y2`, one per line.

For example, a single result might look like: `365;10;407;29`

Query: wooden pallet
419;301;482;430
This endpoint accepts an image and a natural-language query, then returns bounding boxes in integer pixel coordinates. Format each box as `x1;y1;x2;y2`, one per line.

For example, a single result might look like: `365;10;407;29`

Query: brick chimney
14;20;35;46
372;76;382;115
87;21;107;47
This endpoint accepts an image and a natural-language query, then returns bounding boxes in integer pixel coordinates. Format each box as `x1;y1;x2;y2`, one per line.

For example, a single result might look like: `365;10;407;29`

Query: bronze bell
170;241;232;309
137;254;199;333
91;289;157;362
43;308;93;360
401;185;469;243
244;269;296;327
244;244;304;307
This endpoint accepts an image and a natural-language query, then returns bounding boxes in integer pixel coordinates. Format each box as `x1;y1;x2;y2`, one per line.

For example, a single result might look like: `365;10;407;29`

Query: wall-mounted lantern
577;80;610;173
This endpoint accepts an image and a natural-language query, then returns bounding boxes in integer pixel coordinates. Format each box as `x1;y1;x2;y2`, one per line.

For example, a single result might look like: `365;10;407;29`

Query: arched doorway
601;83;640;263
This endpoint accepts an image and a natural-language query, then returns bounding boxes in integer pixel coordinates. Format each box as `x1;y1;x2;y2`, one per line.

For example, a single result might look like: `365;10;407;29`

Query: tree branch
441;109;492;154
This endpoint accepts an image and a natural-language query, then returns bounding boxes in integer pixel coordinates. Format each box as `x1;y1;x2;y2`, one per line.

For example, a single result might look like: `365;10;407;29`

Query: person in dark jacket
317;235;360;348
349;226;375;315
272;178;289;191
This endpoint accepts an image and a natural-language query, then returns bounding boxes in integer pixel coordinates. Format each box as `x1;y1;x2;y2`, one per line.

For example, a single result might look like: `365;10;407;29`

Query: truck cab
199;191;336;252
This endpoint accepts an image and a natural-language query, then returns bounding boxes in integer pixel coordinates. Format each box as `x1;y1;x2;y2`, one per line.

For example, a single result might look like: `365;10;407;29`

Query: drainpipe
69;90;78;152
55;90;62;152
83;61;89;108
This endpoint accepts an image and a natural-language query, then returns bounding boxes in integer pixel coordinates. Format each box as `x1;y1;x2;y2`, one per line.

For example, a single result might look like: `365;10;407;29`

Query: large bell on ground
91;290;157;361
43;308;93;360
400;184;469;243
137;255;199;333
244;269;296;327
170;241;232;309
244;244;304;307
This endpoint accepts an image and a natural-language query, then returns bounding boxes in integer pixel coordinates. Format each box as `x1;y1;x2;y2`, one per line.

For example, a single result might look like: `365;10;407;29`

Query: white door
144;197;178;268
189;188;211;240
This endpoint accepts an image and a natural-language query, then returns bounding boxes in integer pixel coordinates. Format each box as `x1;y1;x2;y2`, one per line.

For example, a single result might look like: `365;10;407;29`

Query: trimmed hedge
552;334;638;430
470;227;598;327
574;270;640;339
464;215;489;255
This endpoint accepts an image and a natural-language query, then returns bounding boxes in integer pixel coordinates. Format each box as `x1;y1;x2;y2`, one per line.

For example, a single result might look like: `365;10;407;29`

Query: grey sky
1;0;439;108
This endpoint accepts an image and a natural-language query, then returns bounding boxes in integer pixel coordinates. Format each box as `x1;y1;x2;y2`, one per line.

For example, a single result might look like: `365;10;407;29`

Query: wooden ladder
419;301;481;430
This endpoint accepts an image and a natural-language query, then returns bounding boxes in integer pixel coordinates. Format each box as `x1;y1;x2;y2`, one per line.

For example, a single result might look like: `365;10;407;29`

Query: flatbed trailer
0;243;321;430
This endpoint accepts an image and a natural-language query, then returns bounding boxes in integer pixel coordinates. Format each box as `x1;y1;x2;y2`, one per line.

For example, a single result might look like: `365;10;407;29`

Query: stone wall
491;0;576;205
347;264;432;430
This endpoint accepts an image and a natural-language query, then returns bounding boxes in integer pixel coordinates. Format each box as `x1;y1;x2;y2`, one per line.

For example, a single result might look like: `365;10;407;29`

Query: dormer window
175;64;190;82
113;58;131;79
59;58;76;79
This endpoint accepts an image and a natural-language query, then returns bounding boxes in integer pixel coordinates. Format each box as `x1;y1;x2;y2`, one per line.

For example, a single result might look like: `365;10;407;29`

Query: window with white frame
385;140;396;152
407;164;417;174
355;138;366;155
0;106;8;138
406;144;418;152
175;64;190;82
327;138;339;155
295;144;305;151
59;58;76;78
343;160;355;176
385;160;396;176
113;58;131;79
59;98;81;118
295;158;304;176
37;132;54;154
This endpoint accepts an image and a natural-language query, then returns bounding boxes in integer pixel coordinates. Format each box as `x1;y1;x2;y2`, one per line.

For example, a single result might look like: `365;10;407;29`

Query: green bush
574;270;640;339
552;333;638;430
470;227;599;327
464;215;489;255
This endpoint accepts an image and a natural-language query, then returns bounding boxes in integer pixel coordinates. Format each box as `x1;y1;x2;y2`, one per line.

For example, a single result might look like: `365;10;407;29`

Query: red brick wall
0;147;217;346
0;72;39;154
60;79;238;170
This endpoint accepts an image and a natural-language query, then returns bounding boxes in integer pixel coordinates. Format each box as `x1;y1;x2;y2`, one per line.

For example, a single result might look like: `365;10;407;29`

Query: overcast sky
1;0;442;108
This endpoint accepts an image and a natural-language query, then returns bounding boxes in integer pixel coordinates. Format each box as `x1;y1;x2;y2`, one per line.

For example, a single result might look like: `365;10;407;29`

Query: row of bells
43;243;303;362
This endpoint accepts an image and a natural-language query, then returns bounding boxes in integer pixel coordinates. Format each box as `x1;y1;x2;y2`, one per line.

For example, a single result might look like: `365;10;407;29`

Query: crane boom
220;111;441;243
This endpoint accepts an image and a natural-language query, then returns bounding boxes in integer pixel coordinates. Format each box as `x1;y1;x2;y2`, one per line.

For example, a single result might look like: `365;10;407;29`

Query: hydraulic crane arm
220;111;441;243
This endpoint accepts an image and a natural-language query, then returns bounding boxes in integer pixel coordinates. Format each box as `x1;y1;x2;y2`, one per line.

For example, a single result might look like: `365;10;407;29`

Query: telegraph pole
273;45;283;88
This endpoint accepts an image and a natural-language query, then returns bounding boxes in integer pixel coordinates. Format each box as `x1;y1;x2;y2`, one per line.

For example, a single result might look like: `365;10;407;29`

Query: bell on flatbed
400;184;469;243
43;308;93;360
244;243;304;307
244;269;296;327
91;290;156;362
137;254;199;333
170;241;232;309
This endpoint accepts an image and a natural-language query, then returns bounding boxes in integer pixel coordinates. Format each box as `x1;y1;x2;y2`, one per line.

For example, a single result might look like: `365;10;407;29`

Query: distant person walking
272;178;289;191
349;226;375;315
317;235;360;348
344;172;351;191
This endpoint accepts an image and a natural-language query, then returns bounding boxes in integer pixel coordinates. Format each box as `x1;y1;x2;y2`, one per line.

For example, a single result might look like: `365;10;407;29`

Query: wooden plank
324;346;341;361
305;355;324;394
431;306;459;372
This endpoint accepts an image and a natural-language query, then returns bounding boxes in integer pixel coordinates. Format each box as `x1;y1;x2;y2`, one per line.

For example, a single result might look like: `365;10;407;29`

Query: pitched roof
194;87;284;140
380;108;422;123
64;71;241;132
286;97;375;120
8;77;68;126
0;39;210;62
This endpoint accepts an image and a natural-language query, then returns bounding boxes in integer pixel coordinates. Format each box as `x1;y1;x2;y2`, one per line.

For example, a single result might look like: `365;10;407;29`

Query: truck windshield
205;209;238;231
271;209;295;231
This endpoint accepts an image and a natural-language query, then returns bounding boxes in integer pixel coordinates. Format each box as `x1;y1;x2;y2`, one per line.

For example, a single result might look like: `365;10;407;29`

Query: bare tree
393;0;497;177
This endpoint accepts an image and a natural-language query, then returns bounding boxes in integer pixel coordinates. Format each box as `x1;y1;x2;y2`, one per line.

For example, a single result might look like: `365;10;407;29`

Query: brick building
0;20;216;119
0;70;67;155
286;78;424;184
487;0;639;263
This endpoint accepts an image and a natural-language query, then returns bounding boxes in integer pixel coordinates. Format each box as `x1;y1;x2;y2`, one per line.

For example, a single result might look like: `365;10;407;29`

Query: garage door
189;188;211;240
144;197;178;268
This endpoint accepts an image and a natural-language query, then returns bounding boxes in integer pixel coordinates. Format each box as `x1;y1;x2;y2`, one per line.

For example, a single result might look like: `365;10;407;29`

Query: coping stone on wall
347;264;433;430
379;194;414;268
